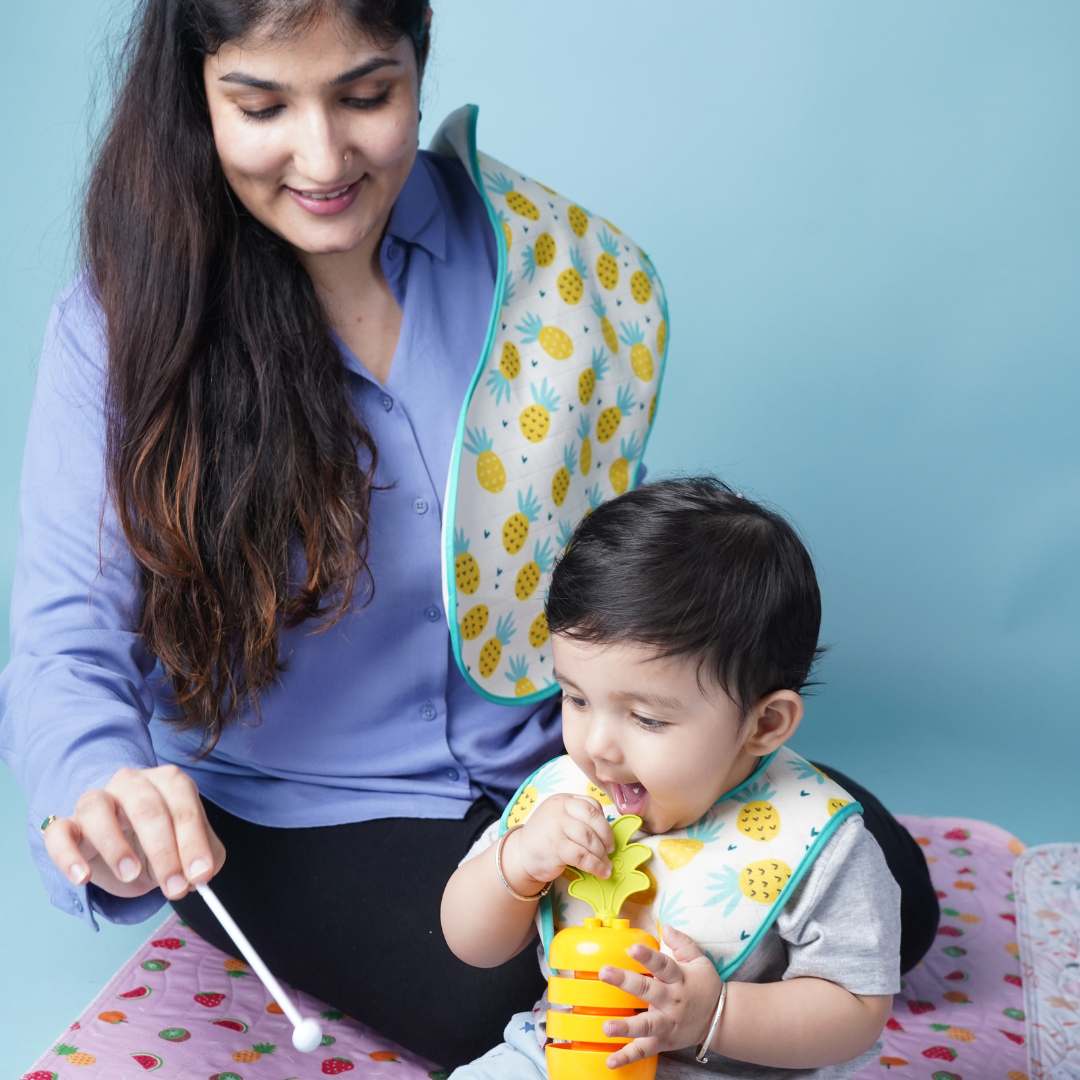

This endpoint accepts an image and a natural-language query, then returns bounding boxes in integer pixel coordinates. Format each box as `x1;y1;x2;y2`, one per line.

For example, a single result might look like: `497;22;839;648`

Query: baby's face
552;634;759;835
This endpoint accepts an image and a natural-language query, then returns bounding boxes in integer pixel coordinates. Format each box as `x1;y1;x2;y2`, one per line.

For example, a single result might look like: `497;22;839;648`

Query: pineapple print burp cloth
498;745;861;979
432;105;670;707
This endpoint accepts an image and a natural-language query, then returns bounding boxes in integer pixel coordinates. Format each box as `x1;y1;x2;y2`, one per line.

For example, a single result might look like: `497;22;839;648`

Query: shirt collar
385;151;447;261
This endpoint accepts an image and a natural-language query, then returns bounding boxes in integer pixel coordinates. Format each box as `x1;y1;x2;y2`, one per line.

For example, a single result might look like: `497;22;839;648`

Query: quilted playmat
1013;842;1080;1078
21;815;1064;1079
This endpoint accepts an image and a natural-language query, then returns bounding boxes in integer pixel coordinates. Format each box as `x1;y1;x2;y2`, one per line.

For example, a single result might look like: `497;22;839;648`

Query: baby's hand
507;794;615;889
599;923;724;1069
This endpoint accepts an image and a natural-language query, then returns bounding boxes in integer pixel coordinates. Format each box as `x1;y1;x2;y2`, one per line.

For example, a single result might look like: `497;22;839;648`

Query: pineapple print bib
432;105;669;706
498;746;862;980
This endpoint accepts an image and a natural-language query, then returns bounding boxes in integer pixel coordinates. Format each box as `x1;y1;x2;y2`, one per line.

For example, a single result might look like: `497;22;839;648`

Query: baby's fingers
560;834;611;878
41;817;91;886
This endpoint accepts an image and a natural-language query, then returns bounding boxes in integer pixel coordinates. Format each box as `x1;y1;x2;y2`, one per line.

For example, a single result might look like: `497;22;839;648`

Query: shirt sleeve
0;280;165;930
775;814;902;997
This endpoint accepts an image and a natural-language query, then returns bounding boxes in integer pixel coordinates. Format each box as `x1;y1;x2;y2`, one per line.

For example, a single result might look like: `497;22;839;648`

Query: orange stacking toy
543;813;658;1079
545;915;659;1079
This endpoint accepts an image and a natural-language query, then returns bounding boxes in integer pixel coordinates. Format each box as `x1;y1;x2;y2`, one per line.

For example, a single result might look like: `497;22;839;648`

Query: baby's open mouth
610;781;648;816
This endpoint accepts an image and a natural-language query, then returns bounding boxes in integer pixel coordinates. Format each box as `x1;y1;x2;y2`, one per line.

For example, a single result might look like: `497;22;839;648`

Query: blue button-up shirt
0;150;563;929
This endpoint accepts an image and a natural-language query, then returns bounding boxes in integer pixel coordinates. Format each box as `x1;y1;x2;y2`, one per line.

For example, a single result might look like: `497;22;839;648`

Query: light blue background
3;0;1078;1072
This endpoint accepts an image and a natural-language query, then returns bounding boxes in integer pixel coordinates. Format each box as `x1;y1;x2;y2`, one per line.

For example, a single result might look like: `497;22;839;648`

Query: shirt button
421;702;437;721
446;768;460;782
425;605;441;622
381;394;393;411
413;497;429;515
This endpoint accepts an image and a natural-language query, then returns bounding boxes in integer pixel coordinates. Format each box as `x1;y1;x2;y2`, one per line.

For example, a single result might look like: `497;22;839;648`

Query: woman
0;0;936;1068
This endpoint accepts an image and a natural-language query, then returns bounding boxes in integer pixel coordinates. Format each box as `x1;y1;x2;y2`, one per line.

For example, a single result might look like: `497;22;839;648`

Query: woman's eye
345;91;390;110
239;105;283;123
633;714;668;732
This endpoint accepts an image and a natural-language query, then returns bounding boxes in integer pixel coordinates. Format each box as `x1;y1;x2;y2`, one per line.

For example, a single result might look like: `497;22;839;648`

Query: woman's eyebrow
218;57;400;93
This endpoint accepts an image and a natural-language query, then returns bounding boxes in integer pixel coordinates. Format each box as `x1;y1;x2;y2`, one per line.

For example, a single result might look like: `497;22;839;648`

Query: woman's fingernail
69;863;88;884
118;857;139;882
165;874;187;897
188;858;211;880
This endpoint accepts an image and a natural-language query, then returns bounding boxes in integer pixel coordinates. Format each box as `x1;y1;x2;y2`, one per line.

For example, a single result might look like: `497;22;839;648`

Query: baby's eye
633;714;669;732
561;693;587;710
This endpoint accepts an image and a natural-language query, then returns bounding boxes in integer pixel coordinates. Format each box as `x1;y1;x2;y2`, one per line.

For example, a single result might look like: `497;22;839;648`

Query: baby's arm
441;794;614;969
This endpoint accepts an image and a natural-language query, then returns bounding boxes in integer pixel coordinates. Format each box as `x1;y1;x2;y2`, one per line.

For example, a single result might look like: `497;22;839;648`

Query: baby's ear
742;691;803;755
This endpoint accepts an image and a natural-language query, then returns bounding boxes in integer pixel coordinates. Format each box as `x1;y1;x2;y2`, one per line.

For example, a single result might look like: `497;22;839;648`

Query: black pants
172;764;938;1069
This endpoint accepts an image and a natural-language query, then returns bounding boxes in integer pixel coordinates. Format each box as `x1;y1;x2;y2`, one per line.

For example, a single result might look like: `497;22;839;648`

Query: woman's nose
293;112;350;184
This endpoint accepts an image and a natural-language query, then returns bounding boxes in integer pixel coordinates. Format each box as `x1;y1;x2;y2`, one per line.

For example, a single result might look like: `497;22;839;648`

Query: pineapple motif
591;293;620;354
733;782;781;842
657;318;668;356
460;603;490;641
529;610;549;647
577;414;593;475
233;1043;276;1064
578;348;609;405
585;782;614;806
484;170;540;220
596;384;637;443
519;378;561;442
630;253;655;303
584;484;603;516
480;613;515;678
506;655;537;696
556;519;576;549
790;760;829;785
54;1045;97;1067
485;342;521;404
619;321;655;381
552;444;577;506
653;889;689;938
516;312;574;361
463;427;506;492
568;204;590;236
557;246;589;305
496;209;512;252
708;859;793;916
507;784;538;828
827;798;850;817
515;539;555;601
522;232;557;282
595;228;621;290
609;433;643;495
648;394;657;426
659;812;725;870
453;529;480;595
503;487;542;554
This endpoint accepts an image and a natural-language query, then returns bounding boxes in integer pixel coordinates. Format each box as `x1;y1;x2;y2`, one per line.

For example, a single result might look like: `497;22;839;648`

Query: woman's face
203;12;421;261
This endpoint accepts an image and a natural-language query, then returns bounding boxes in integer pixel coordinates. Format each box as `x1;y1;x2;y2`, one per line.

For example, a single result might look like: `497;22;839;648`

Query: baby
441;477;900;1078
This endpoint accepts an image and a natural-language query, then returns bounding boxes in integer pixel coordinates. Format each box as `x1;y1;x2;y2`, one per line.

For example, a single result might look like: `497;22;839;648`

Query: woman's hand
41;764;226;902
598;923;724;1069
504;793;615;894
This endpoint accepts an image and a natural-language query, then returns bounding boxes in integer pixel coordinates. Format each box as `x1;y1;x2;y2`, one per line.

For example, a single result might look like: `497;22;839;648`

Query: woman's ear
741;691;803;756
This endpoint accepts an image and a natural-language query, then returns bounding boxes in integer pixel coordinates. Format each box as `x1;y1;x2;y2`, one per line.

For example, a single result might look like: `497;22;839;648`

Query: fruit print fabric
431;105;669;706
1013;842;1080;1078
850;816;1029;1080
21;914;441;1079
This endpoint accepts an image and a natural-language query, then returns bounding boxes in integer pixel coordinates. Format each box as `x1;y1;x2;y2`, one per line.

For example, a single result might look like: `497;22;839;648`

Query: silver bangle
495;826;552;902
695;979;728;1064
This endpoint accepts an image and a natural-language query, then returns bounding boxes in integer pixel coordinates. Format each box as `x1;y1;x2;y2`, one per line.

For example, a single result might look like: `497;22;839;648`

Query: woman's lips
286;177;362;216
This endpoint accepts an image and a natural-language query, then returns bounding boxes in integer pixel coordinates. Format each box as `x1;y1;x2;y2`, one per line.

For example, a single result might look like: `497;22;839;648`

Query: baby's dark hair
546;477;825;714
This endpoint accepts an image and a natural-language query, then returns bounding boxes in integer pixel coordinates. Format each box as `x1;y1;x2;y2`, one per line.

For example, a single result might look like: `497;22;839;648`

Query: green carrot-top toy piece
565;814;652;919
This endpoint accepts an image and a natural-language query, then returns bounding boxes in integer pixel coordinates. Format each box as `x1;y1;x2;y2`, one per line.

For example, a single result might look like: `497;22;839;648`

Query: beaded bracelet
495;826;552;902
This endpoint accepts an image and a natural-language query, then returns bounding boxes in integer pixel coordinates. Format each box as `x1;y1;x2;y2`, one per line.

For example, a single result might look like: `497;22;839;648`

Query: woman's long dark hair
83;0;429;754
